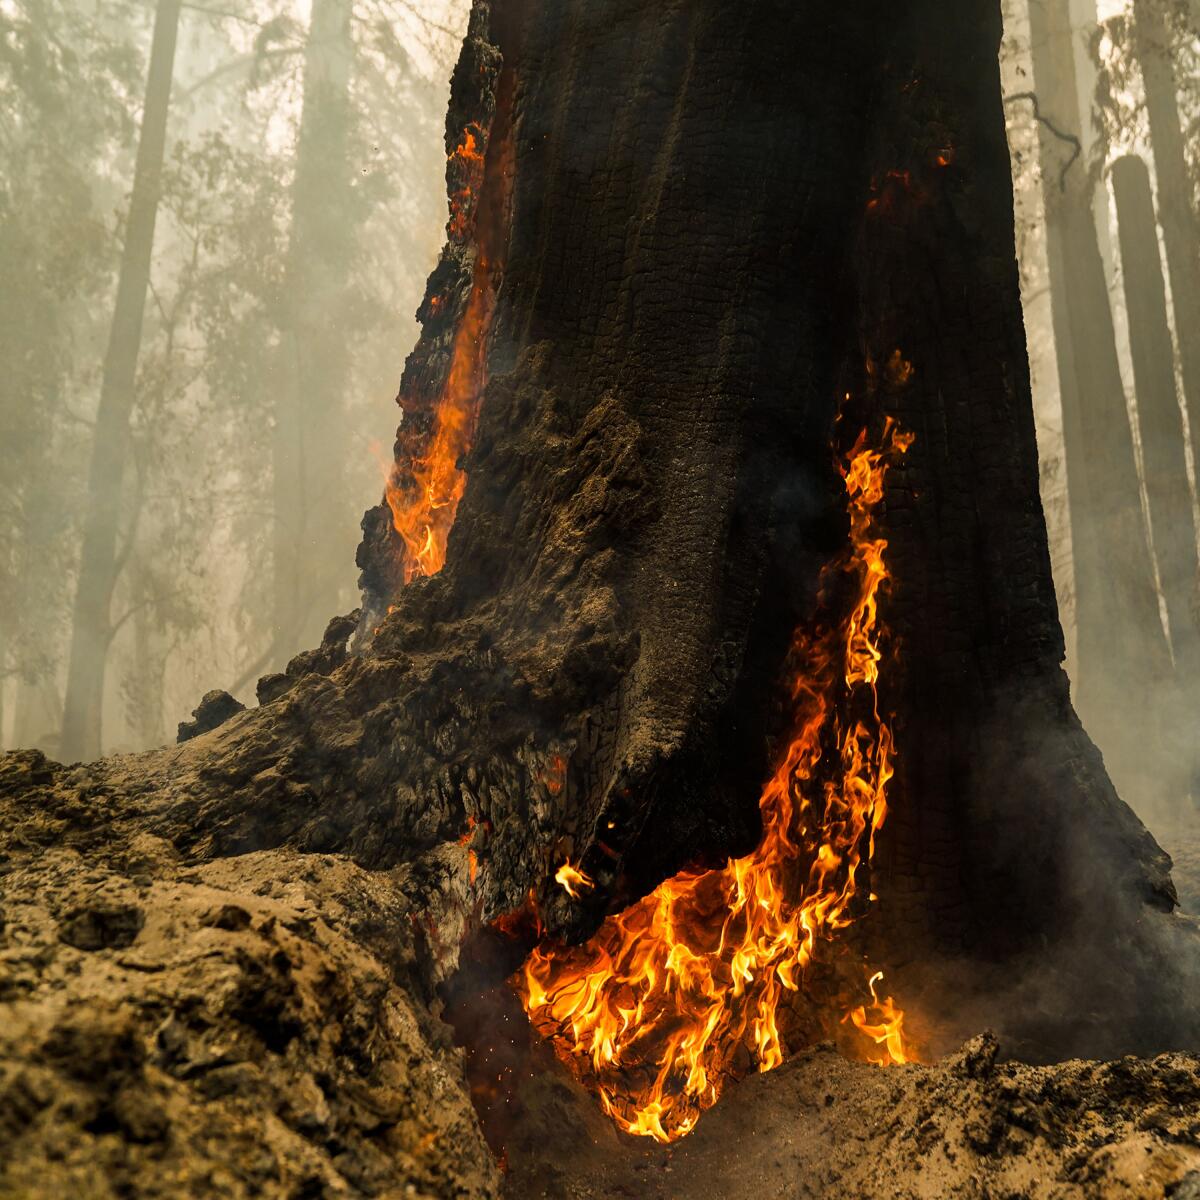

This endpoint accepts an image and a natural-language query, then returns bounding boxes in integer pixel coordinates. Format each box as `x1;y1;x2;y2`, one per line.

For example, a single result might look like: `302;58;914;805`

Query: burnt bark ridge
353;0;891;937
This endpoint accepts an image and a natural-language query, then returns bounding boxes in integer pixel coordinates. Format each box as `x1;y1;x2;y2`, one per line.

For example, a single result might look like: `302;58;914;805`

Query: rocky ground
0;750;497;1200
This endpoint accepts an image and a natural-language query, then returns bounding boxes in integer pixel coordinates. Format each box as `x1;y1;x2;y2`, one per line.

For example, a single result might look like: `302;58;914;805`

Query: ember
447;123;485;243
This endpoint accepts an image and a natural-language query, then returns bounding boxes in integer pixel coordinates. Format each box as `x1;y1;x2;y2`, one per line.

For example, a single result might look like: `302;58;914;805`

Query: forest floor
3;743;1199;1200
501;1034;1200;1200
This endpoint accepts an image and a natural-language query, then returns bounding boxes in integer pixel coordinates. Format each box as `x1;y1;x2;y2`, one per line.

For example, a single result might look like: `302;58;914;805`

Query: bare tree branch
1005;90;1083;190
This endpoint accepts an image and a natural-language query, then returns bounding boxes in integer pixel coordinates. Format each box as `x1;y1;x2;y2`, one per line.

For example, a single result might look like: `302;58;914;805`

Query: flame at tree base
517;417;917;1144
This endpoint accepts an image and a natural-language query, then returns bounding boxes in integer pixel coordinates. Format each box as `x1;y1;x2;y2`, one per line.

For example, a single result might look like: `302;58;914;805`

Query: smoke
902;671;1200;1063
0;0;472;758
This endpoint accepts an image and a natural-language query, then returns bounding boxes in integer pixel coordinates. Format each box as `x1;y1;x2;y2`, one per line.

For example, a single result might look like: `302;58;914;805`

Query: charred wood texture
1;0;1199;1193
853;0;1191;1058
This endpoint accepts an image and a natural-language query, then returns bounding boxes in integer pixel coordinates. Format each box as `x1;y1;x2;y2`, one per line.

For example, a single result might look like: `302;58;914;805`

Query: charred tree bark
1112;154;1200;673
59;0;182;762
834;0;1184;1056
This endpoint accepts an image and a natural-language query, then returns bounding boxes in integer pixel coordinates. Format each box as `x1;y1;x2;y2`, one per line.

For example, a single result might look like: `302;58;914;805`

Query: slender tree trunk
1025;0;1171;800
271;0;354;665
1131;0;1200;478
130;572;167;749
1112;155;1200;672
13;673;62;754
59;0;181;762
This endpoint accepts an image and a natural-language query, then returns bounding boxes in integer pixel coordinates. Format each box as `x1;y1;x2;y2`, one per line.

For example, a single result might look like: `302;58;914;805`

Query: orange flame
458;815;478;847
448;124;486;242
555;861;595;899
384;255;494;583
379;120;494;585
517;418;916;1143
458;816;480;886
844;970;910;1066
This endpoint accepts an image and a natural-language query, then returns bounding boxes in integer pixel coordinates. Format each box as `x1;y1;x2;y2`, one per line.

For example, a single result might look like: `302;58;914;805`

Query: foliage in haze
0;0;463;751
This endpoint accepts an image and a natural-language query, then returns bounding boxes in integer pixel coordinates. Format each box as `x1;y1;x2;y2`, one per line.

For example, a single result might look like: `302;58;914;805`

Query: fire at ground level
437;843;1200;1200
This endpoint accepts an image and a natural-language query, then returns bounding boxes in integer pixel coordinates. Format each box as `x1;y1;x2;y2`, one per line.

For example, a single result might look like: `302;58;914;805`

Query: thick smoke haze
0;0;469;757
1;0;1198;872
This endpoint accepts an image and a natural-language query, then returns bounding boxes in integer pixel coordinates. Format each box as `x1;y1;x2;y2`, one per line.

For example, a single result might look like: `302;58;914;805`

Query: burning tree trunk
2;0;1199;1192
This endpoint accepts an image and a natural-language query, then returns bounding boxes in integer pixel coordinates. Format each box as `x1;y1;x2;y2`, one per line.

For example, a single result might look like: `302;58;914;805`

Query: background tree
1112;153;1199;673
0;0;465;758
0;0;141;754
60;0;183;763
1019;0;1170;816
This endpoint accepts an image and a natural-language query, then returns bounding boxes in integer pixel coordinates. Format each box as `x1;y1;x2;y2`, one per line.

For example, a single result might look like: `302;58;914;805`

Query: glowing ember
517;417;916;1144
459;817;480;886
448;124;485;243
543;755;567;796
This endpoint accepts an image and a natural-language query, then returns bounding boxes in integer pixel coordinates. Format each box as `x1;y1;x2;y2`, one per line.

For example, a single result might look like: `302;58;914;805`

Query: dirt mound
0;754;496;1200
501;1035;1200;1199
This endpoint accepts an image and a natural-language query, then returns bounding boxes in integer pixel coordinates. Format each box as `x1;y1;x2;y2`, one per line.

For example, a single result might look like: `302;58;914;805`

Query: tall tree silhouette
60;0;182;761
